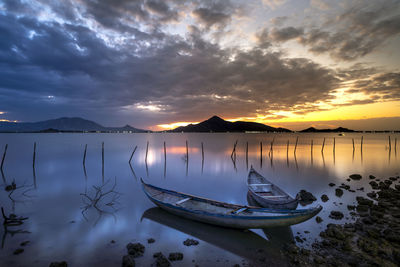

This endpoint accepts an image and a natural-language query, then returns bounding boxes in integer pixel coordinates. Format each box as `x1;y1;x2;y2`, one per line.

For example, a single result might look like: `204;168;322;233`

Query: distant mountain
300;126;355;133
0;117;147;133
170;116;291;132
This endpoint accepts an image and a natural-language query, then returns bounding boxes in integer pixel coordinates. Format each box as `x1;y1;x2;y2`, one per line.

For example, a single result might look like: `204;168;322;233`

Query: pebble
183;239;199;246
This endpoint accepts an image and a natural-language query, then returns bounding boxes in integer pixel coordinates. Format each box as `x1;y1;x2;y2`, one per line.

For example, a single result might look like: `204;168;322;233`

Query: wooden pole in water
311;139;313;152
1;144;7;170
246;142;248;167
395;138;397;153
270;137;275;152
333;137;336;153
388;136;391;150
101;142;104;178
231;140;238;159
260;142;263;159
83;144;87;166
286;140;289;155
201;142;204;161
352;138;355;151
294;137;298;154
186;140;188;161
145;141;149;163
321;138;325;153
164;142;166;162
129;145;137;164
33;142;36;168
361;136;363;152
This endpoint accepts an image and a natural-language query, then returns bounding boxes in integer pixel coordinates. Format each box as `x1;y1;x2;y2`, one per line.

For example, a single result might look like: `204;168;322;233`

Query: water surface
0;133;399;266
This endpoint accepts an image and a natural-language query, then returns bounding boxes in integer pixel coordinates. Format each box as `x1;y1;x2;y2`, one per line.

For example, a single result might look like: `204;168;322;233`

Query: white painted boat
247;166;299;209
141;178;321;229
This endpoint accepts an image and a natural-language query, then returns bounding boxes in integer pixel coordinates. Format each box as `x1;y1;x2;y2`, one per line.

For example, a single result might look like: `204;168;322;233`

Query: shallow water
0;133;399;266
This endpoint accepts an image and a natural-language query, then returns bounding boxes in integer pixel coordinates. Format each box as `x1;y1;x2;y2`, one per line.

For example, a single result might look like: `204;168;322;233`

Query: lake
0;133;399;266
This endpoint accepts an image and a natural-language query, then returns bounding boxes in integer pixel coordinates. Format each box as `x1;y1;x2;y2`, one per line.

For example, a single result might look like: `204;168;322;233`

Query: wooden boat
141;178;321;229
247;166;299;210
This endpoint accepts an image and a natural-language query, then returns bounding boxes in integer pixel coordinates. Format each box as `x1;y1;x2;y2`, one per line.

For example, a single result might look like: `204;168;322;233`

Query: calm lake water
0;133;399;266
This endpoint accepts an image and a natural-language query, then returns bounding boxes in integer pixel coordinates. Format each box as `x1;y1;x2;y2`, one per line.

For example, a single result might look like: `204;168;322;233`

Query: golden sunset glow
158;121;200;130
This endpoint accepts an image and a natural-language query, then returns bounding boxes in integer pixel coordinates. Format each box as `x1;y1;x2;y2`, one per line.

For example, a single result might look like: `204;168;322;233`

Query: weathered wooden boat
141;178;322;229
247;166;299;209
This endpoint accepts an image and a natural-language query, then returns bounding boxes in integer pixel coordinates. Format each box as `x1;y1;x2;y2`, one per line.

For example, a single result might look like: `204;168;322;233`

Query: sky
0;0;399;131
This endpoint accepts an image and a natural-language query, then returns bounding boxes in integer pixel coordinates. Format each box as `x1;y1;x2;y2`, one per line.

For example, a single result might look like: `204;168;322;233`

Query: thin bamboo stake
164;142;166;162
260;142;263;160
270;137;275;152
245;142;248;169
129;145;137;164
145;141;149;163
388;136;391;150
201;142;204;162
286;140;289;155
231;140;238;159
321;138;325;153
395;138;397;153
186;140;189;161
201;142;204;173
1;144;7;170
83;144;87;166
33;142;37;169
294;137;298;154
311;139;313;152
361;136;364;152
352;138;355;151
333;137;336;153
101;142;104;180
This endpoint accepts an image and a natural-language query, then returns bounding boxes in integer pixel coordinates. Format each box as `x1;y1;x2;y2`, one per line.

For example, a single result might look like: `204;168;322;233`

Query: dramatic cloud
0;0;399;129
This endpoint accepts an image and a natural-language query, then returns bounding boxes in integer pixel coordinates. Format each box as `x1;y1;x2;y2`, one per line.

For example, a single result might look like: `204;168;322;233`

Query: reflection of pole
395;138;397;154
321;138;325;153
294;137;298;154
388;136;391;151
260;142;263;167
1;144;7;171
352;138;355;152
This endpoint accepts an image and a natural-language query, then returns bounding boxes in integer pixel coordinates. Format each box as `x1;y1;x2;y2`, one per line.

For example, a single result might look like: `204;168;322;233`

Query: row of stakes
0;136;398;178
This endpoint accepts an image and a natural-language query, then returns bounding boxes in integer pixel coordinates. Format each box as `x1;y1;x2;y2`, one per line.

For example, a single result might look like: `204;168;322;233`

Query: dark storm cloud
269;1;400;61
269;27;304;42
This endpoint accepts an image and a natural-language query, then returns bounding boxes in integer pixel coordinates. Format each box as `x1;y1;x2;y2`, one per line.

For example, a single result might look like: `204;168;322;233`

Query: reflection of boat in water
142;207;292;265
247;166;298;209
247;192;294;248
141;178;322;229
338;133;345;136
